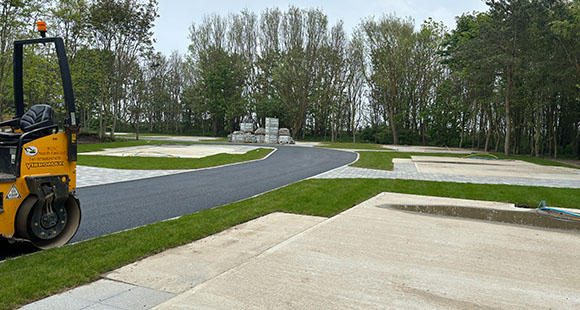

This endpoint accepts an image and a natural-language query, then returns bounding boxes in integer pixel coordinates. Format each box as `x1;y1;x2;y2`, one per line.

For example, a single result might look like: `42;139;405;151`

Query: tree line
0;0;578;157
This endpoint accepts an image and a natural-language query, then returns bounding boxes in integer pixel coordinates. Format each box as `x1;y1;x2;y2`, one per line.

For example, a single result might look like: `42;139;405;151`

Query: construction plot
26;193;580;309
153;193;580;309
82;144;262;158
411;156;580;180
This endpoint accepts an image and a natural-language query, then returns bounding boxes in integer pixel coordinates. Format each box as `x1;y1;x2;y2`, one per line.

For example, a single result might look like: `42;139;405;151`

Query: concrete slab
295;142;321;147
154;193;580;310
412;155;580;180
82;144;261;158
105;213;326;294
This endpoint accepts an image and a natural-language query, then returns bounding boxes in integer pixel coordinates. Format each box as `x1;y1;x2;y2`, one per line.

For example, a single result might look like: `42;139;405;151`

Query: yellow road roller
0;23;80;249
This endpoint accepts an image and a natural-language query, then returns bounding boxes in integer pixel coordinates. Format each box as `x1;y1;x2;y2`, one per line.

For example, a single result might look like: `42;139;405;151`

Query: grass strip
2;178;579;309
316;142;391;150
78;140;193;153
78;148;273;170
352;151;578;170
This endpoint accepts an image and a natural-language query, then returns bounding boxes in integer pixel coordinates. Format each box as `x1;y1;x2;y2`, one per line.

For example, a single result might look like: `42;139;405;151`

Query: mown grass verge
352;151;579;170
78;140;192;153
78;148;273;170
2;178;579;309
316;142;391;150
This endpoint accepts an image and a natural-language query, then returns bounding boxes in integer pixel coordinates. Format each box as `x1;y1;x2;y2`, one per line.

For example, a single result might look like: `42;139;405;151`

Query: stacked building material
254;127;265;143
229;131;245;143
243;132;254;143
265;117;279;144
278;128;295;144
240;123;253;133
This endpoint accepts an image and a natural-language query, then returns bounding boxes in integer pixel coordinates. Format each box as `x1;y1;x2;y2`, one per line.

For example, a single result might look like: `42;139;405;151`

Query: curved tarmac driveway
71;145;355;242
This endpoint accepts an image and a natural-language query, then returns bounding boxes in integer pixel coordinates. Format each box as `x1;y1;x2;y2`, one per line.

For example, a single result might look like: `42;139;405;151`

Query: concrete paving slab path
22;193;580;309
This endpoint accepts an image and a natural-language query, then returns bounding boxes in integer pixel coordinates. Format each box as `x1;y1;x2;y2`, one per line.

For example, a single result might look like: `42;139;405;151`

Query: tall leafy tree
89;0;158;137
363;15;415;145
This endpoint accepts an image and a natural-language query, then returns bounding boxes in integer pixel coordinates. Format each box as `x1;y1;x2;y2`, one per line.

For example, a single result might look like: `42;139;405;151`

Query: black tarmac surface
1;145;355;259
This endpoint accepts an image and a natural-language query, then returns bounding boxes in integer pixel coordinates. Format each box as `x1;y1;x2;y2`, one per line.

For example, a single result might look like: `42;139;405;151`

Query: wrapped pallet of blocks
255;127;265;143
231;131;245;143
278;128;295;144
265;117;279;144
240;122;253;133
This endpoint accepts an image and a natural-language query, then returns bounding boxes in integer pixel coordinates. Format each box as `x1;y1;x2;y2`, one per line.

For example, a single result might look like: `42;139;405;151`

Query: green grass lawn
78;140;272;170
352;151;579;170
316;142;391;150
78;148;272;170
78;140;192;153
2;178;578;310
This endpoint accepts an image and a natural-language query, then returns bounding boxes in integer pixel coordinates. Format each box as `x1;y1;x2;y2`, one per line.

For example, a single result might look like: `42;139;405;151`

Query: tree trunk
484;118;491;152
388;102;398;145
504;66;512;156
459;113;465;148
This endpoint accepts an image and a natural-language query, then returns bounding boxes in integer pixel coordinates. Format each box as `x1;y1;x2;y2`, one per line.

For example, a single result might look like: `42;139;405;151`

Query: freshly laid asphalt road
1;145;355;258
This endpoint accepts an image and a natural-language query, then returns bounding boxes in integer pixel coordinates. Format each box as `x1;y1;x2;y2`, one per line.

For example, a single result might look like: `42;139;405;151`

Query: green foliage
197;48;248;135
442;1;580;157
1;3;579;158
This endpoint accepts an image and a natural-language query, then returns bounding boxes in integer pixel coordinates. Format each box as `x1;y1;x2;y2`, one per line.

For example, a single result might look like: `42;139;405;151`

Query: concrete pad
82;144;262;158
155;193;580;310
105;213;326;294
412;155;580;180
294;141;322;147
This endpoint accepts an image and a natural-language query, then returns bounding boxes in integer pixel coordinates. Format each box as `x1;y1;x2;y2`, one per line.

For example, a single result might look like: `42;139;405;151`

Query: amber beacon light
37;21;47;37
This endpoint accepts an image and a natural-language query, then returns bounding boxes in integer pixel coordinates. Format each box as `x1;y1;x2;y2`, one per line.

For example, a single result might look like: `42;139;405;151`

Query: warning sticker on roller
6;184;21;200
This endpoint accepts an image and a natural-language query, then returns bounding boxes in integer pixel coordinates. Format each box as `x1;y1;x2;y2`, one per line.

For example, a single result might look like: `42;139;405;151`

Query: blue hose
536;200;580;220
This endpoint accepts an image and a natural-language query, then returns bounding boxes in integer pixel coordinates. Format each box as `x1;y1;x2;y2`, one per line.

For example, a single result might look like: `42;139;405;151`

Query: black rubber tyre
15;195;81;249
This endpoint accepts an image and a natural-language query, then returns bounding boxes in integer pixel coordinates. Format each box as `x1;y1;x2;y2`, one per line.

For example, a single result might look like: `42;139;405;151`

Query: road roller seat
0;104;56;144
20;104;56;132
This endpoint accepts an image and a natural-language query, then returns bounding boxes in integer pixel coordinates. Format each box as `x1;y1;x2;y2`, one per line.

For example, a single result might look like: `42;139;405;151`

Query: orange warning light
37;21;47;37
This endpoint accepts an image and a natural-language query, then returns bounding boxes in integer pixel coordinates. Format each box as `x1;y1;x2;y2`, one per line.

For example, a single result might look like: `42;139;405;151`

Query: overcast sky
152;0;489;56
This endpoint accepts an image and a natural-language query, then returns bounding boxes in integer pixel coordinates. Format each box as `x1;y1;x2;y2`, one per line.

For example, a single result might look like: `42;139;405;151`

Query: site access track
71;144;356;243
